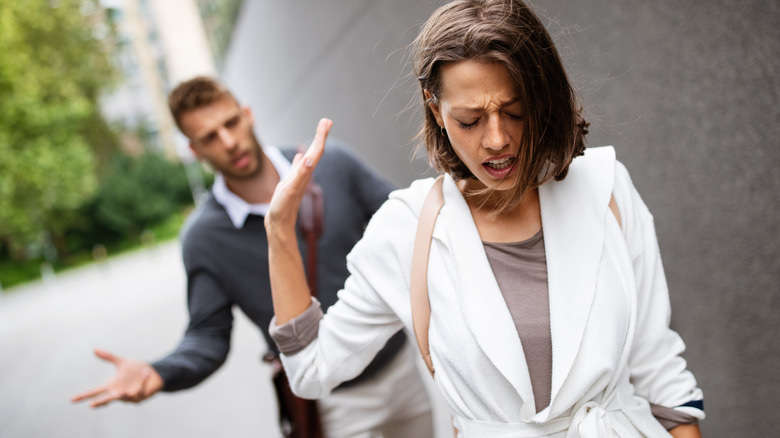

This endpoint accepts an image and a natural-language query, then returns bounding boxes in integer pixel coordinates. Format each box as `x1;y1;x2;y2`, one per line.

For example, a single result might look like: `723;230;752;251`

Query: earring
440;126;446;135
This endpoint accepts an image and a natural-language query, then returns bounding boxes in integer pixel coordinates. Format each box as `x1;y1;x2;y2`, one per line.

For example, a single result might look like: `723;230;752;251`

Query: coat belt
453;390;631;438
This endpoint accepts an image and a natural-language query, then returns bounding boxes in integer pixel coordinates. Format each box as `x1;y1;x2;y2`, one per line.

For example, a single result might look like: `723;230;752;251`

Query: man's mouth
232;152;250;169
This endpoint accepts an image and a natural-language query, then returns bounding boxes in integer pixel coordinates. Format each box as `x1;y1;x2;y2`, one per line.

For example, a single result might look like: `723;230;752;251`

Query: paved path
0;242;278;437
0;242;450;438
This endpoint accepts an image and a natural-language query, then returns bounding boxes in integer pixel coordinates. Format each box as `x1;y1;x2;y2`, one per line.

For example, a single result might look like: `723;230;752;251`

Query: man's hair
168;76;235;131
412;0;589;212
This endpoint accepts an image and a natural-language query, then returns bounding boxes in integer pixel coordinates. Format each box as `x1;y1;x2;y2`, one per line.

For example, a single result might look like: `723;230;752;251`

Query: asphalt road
0;242;278;438
0;242;450;438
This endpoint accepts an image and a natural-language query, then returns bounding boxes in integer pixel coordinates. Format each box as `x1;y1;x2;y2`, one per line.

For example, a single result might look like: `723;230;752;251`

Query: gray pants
317;342;434;438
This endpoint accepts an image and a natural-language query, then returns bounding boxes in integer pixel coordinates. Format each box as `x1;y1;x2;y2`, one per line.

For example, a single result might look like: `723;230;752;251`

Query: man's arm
71;229;234;407
150;247;234;392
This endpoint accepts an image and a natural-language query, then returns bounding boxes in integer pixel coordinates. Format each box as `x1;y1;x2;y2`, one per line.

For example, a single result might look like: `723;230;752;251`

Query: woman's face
428;60;524;192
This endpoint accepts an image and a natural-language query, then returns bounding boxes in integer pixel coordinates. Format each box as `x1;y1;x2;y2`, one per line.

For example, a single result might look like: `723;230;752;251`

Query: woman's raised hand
265;118;332;233
265;118;332;324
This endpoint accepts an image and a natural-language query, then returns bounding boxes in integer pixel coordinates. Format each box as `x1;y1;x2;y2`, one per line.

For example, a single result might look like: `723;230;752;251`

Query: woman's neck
460;182;542;243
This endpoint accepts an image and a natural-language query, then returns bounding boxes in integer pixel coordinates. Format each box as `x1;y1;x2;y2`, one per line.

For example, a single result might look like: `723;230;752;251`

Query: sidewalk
0;242;278;437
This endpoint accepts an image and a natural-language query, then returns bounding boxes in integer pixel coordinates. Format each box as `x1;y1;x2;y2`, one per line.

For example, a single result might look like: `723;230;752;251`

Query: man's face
181;96;264;180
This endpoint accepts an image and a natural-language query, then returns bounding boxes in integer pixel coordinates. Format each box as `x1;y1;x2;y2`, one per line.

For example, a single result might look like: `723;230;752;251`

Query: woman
265;0;704;436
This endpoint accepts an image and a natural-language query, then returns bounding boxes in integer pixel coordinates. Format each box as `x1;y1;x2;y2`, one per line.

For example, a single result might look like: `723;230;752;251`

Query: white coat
280;146;704;437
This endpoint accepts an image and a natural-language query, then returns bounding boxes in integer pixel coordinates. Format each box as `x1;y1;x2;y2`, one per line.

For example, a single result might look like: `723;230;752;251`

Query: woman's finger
279;119;332;199
300;118;331;169
290;152;303;168
266;118;333;228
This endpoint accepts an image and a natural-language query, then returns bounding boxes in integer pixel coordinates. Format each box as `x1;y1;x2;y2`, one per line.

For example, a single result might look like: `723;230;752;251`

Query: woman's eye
458;119;480;129
507;113;523;121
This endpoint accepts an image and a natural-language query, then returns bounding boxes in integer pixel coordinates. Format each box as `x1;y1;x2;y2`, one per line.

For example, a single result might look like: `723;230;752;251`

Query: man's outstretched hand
70;349;163;408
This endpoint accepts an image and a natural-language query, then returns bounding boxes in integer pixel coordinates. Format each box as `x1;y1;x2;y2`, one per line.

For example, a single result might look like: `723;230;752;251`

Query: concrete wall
222;1;780;436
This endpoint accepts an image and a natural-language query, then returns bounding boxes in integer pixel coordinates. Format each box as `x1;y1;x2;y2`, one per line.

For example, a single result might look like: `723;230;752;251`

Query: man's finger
71;383;109;403
93;348;120;365
89;390;120;408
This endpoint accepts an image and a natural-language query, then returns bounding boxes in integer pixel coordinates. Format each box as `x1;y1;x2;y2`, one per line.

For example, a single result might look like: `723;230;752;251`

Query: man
72;77;433;437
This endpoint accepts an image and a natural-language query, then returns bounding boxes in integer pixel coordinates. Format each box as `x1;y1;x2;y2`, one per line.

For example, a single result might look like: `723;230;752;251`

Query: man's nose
217;127;236;149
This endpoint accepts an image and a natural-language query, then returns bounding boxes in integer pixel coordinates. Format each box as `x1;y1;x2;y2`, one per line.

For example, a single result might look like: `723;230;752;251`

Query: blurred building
195;0;244;71
96;0;241;160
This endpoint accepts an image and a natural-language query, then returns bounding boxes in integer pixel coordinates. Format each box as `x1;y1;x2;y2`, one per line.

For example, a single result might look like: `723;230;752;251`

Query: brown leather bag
263;177;325;438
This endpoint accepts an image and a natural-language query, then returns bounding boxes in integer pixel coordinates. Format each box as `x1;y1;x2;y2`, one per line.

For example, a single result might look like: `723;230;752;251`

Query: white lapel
538;146;616;403
433;174;536;415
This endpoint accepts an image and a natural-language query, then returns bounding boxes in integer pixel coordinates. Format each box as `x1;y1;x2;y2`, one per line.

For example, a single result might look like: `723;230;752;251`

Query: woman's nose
482;116;509;151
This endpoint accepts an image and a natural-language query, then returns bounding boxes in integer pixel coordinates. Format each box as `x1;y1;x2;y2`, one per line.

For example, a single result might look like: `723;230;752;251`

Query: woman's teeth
485;157;514;169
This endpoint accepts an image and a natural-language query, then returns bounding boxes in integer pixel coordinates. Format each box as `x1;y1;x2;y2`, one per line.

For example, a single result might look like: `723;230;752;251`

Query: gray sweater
152;143;404;391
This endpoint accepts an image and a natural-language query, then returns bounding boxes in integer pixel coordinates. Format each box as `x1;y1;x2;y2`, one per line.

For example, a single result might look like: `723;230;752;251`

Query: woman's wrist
264;216;297;240
669;423;702;438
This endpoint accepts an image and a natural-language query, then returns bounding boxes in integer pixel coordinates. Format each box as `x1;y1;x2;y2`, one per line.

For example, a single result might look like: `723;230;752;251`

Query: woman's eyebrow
452;97;521;112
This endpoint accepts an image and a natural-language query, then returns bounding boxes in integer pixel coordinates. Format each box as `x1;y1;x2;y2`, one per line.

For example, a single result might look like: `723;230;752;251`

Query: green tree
0;0;117;258
92;152;194;238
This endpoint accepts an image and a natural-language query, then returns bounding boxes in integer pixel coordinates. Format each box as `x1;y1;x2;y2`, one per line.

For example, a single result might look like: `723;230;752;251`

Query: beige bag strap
410;175;445;377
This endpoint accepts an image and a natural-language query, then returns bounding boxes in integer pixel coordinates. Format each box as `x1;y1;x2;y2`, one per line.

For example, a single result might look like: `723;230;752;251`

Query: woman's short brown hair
413;0;588;207
168;76;235;132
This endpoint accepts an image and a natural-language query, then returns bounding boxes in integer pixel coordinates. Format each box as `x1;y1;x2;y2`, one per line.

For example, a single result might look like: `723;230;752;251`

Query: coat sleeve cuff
650;401;704;430
268;298;323;355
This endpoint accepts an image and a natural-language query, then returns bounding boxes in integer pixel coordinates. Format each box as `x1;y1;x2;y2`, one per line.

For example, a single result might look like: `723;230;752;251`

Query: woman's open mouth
482;155;517;179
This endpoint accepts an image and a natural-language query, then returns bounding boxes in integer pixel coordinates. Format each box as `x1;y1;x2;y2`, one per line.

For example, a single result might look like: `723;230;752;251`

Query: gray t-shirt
483;229;697;428
484;229;551;414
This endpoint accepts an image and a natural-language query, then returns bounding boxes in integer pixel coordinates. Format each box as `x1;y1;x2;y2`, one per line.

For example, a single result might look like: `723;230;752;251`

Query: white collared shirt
211;145;292;229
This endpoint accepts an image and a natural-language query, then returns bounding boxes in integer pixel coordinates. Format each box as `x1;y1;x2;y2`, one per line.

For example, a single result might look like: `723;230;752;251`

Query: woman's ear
424;89;444;128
